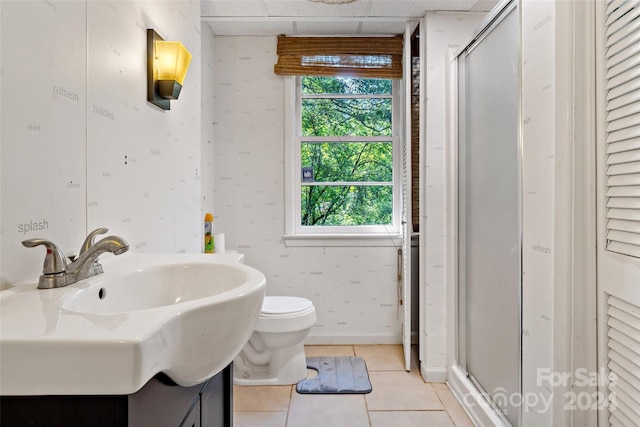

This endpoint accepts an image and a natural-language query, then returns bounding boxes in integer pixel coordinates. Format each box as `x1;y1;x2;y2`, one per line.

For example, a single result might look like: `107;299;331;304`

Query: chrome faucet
22;229;129;289
67;234;128;281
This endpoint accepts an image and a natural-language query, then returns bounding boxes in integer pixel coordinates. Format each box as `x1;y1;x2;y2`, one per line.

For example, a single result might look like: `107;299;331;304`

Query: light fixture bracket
147;29;171;110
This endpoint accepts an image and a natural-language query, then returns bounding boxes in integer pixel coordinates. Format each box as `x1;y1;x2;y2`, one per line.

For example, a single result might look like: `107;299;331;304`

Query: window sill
283;233;402;247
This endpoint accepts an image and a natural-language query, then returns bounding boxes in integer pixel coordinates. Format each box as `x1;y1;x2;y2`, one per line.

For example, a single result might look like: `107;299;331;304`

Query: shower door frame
447;0;522;425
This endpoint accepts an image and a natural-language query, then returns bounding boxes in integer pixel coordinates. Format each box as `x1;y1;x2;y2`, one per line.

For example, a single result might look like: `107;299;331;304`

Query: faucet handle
79;228;108;256
22;238;68;275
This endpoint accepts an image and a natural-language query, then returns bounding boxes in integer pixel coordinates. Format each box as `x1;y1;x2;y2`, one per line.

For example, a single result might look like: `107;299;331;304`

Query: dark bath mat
296;356;372;394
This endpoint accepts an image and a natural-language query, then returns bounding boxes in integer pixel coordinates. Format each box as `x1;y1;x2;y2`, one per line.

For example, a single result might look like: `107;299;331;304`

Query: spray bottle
204;213;214;253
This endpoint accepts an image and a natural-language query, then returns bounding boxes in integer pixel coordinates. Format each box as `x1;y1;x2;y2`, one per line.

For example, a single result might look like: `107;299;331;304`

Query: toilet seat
254;296;316;333
260;296;314;318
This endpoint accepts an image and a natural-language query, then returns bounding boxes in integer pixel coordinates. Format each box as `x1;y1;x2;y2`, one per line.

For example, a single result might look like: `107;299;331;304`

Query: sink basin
63;262;252;314
0;252;266;396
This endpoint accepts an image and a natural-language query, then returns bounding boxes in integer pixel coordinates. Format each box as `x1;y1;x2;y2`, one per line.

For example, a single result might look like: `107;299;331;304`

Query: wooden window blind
274;36;403;79
604;0;640;259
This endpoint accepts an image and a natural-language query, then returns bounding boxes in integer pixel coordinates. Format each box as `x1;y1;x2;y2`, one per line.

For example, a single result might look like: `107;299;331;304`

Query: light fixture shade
155;41;192;85
147;29;192;110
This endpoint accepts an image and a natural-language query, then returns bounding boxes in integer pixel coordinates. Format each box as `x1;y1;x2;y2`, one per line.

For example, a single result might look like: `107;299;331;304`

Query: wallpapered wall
0;1;570;374
0;1;202;289
423;11;485;381
521;1;556;424
208;36;402;344
201;25;216;220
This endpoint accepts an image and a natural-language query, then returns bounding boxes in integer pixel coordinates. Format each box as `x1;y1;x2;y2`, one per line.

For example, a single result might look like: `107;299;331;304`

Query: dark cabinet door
200;363;233;427
180;399;201;427
1;364;233;427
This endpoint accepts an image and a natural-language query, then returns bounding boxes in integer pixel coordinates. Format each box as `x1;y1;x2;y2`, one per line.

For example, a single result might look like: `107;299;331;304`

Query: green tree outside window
300;77;394;226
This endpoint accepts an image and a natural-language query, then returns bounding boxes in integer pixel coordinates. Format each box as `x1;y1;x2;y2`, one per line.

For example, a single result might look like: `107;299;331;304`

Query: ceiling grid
201;0;498;36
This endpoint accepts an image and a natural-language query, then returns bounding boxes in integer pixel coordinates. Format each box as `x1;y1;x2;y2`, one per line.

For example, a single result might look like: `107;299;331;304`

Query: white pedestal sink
0;252;266;396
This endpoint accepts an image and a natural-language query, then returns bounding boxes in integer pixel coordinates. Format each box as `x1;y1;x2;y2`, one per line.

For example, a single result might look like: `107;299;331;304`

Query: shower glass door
457;1;521;425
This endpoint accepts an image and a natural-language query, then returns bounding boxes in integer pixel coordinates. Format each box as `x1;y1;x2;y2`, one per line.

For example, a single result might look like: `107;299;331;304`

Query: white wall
521;1;556;424
521;2;590;425
1;1;87;288
0;1;202;289
209;36;402;344
423;11;485;381
201;26;216;220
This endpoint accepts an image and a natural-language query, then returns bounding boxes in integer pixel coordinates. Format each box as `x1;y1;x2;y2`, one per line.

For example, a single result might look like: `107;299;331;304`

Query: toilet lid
261;296;314;316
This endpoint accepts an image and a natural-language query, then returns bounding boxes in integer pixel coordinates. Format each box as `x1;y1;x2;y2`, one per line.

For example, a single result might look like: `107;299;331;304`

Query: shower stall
453;0;521;425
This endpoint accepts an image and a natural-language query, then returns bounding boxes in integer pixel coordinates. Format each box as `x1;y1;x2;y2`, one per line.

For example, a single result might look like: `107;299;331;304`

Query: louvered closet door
597;1;640;426
605;0;640;258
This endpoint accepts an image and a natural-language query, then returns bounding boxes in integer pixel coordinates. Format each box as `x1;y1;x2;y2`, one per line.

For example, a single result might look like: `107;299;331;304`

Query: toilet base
233;342;309;386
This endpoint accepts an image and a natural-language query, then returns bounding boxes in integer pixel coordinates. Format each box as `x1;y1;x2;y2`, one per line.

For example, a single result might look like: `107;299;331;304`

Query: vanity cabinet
0;364;232;427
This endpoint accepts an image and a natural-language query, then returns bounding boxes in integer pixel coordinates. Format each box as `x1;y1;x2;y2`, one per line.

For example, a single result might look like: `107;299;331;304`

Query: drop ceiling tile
295;20;362;35
359;21;407;35
368;0;429;17
201;0;267;17
423;0;479;12
264;0;372;17
201;0;491;36
206;20;294;36
369;0;481;16
470;0;500;12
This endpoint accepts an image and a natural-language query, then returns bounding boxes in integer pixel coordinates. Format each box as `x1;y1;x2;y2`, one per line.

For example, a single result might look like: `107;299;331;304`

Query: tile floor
233;345;475;427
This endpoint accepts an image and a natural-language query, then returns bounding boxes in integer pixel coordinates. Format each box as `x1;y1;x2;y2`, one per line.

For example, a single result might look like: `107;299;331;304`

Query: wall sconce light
147;29;192;110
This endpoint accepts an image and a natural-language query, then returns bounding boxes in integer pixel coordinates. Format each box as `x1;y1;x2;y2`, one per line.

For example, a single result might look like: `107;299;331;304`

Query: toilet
233;296;316;385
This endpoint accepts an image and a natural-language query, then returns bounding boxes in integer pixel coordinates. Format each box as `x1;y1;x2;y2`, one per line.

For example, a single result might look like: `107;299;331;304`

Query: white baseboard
421;364;447;383
447;365;509;427
304;333;402;345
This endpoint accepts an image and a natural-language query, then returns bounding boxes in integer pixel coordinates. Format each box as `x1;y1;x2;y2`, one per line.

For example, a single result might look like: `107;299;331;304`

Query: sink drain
98;288;107;300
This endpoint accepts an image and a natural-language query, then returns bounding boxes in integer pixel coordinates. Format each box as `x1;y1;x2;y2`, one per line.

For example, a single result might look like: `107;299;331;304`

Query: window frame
284;76;402;246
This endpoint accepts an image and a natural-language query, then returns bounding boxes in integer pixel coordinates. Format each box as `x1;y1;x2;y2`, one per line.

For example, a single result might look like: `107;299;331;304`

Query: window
285;76;400;241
